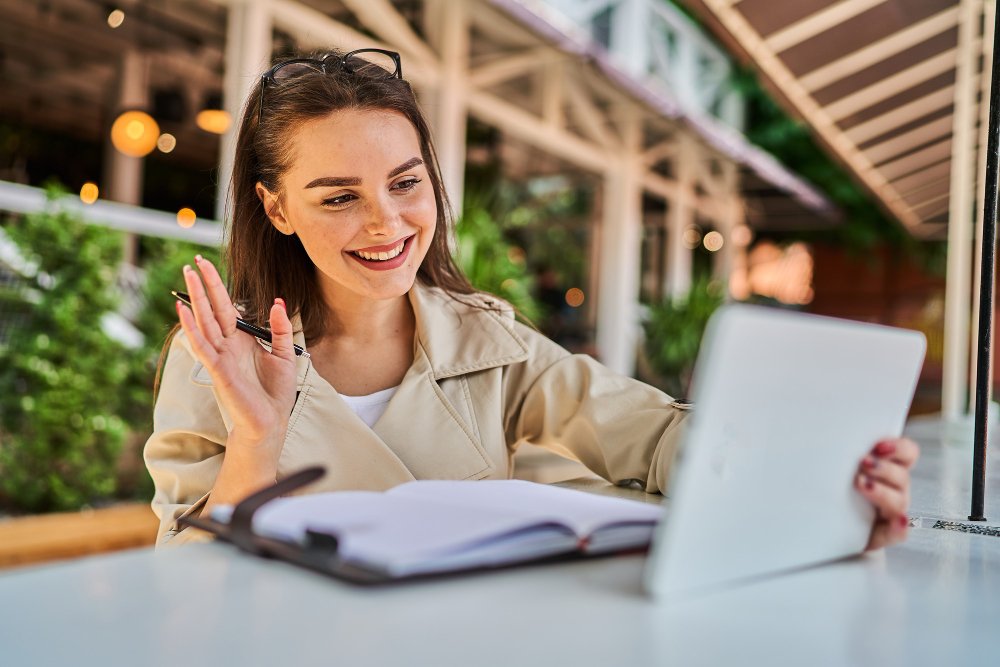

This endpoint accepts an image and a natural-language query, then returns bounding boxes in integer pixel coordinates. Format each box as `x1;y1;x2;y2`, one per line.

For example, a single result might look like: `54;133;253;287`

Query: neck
316;286;414;344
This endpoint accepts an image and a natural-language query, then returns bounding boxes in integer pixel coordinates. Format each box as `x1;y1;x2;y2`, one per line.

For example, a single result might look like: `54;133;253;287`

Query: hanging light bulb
110;110;159;157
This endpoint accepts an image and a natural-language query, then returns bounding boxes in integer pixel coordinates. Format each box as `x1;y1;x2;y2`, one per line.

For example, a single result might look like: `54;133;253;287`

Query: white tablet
644;304;925;597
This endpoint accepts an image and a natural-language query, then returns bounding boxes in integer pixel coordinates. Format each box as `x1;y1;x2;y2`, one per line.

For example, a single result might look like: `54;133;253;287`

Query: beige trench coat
144;283;690;546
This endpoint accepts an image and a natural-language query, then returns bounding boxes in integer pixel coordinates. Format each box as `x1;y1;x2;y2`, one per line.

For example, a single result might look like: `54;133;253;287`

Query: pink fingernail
874;441;896;457
898;515;909;529
194;254;203;263
274;297;286;311
183;264;192;274
864;475;875;491
862;456;877;470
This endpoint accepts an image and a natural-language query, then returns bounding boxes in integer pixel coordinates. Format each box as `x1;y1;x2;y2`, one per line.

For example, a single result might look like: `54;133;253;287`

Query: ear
256;182;294;236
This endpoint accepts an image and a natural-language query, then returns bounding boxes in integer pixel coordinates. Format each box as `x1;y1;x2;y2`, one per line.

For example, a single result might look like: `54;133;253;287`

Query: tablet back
644;304;925;598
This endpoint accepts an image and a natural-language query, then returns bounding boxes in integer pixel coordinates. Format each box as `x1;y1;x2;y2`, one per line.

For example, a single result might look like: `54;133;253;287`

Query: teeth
355;240;405;261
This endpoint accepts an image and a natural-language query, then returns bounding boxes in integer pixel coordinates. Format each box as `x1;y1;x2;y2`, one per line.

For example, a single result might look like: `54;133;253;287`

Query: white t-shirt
338;386;399;429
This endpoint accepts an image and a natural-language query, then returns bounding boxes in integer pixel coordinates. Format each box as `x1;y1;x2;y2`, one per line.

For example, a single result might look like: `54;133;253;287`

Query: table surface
1;427;998;667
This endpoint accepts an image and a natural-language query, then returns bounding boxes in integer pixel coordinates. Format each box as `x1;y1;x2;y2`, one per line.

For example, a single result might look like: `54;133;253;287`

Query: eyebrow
304;157;424;189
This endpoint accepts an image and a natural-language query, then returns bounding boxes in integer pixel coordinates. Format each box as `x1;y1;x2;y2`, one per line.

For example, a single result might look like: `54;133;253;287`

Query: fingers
859;456;909;492
182;264;225;347
866;514;910;551
194;255;241;335
872;437;920;468
175;299;218;367
267;298;296;362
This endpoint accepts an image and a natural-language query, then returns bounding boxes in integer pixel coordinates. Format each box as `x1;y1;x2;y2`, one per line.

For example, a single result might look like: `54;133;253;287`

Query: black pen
172;291;310;358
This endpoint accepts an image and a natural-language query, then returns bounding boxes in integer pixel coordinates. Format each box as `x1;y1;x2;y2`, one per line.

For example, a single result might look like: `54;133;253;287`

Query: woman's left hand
856;437;920;551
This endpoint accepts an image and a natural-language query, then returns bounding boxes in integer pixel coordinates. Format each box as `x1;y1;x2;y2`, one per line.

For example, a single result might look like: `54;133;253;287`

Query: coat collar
191;283;530;387
407;282;530;380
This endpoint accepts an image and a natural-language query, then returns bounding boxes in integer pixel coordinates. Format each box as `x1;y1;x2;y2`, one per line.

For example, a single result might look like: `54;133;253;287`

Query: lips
346;235;415;271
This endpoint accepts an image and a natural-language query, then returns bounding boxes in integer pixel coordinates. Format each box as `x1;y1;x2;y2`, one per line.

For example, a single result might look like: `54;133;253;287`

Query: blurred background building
0;0;994;446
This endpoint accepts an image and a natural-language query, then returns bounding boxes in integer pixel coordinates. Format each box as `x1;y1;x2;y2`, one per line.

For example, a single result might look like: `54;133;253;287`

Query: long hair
155;49;480;398
229;49;477;341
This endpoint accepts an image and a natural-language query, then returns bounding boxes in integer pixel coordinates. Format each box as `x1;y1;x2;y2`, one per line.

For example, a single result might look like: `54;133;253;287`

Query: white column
428;0;469;215
596;112;643;375
610;0;650;76
217;0;272;222
942;0;980;420
713;161;740;288
102;49;149;265
665;137;694;298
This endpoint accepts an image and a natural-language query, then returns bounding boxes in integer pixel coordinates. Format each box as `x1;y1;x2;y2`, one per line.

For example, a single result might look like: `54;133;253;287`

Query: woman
145;49;916;549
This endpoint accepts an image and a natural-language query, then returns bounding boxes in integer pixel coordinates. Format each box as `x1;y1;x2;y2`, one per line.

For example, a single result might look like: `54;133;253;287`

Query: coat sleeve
143;332;227;547
502;322;690;494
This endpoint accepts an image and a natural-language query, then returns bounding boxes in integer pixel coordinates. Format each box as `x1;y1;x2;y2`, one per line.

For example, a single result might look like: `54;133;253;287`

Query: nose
364;194;403;236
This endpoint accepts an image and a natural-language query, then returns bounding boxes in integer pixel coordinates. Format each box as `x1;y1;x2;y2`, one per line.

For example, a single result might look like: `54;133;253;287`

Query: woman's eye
393;178;422;192
322;193;356;207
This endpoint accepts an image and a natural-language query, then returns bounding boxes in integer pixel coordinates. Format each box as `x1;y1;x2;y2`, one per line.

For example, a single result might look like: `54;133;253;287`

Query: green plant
643;278;725;397
0;192;130;512
455;200;542;322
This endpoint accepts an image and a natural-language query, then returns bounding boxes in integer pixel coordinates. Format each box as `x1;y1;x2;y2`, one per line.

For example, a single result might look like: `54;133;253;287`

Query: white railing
543;0;745;130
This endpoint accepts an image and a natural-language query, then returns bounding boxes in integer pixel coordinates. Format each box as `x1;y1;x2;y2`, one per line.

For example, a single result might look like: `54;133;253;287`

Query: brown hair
228;49;477;341
154;49;481;398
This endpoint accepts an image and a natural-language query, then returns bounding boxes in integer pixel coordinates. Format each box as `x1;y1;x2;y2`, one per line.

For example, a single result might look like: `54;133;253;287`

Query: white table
2;435;999;667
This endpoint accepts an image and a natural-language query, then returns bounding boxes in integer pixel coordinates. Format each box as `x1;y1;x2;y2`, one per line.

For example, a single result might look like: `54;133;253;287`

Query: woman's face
260;108;437;307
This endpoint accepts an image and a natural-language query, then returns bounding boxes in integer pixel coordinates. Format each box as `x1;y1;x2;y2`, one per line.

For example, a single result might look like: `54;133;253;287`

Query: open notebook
184;471;661;582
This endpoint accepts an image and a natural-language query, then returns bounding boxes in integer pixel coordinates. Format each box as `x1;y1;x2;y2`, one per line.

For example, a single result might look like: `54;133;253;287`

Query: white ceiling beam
643;138;678;165
845;85;954;144
565;77;619;148
467;88;608;172
339;0;439;69
800;7;961;92
863;115;953;164
765;0;888;54
824;47;960;122
702;0;921;228
542;59;566;128
891;162;951;196
877;138;952;181
269;0;438;87
469;48;555;88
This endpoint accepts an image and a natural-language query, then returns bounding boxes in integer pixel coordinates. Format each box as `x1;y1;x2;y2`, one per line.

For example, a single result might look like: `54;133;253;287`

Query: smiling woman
143;49;917;553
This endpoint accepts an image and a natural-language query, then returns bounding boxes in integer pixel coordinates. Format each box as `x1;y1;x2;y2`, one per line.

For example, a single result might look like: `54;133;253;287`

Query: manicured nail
864;475;875;491
175;300;183;314
274;297;286;311
862;456;877;470
183;264;192;274
874;441;896;457
194;254;203;263
898;515;909;529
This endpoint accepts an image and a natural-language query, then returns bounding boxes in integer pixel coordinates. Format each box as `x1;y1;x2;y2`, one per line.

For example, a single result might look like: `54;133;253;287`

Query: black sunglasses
258;48;403;123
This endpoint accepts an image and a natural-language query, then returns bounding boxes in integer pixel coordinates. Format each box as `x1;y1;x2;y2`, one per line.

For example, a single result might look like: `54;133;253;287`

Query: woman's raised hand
856;437;919;551
175;256;298;448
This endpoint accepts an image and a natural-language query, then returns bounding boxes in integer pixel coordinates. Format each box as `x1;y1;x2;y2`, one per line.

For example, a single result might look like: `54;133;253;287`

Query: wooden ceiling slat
877;137;952;181
843;85;954;144
765;0;888;53
864;114;953;164
799;6;961;92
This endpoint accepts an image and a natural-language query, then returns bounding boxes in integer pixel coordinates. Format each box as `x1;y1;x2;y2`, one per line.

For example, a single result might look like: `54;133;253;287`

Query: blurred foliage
0;188;130;512
0;187;221;513
730;67;947;273
455;197;542;322
643;278;725;397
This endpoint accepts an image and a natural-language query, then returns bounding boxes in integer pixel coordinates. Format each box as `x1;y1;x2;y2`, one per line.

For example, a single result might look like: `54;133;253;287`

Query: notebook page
244;490;575;568
389;480;662;536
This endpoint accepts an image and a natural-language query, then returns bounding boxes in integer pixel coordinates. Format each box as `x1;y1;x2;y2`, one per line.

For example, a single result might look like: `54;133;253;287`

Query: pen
172;291;310;358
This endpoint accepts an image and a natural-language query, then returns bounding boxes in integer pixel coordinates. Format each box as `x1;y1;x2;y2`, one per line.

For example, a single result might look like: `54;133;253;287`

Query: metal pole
971;3;1000;522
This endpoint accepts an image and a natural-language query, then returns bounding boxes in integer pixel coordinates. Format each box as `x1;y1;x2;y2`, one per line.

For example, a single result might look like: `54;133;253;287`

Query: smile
347;235;415;271
351;239;406;262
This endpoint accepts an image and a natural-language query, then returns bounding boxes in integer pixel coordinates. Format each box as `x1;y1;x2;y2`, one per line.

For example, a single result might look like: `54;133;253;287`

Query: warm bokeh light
107;9;125;28
729;241;814;305
507;246;526;265
177;208;197;228
703;231;724;252
157;133;177;153
731;224;753;247
682;226;701;250
110;110;159;157
196;109;232;134
565;288;585;308
79;182;99;205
